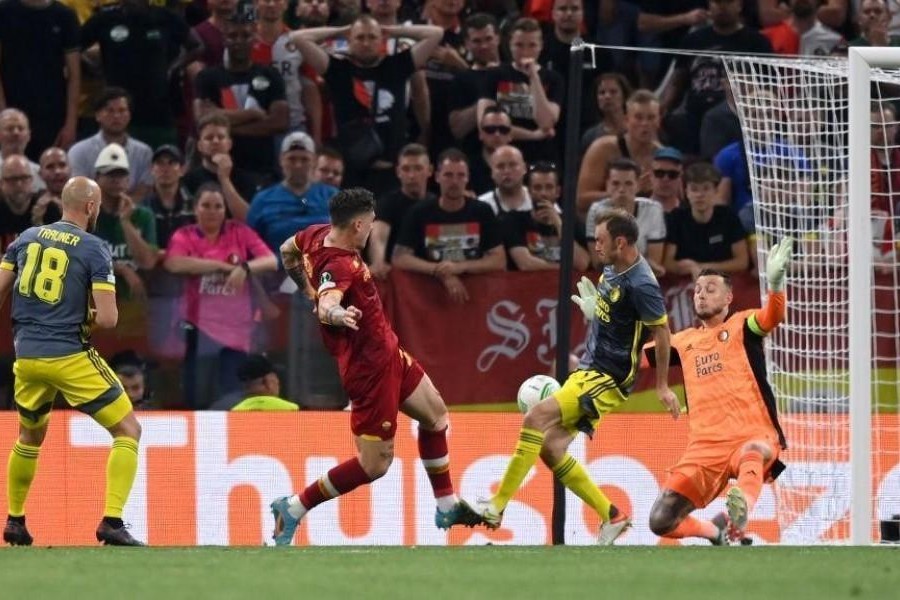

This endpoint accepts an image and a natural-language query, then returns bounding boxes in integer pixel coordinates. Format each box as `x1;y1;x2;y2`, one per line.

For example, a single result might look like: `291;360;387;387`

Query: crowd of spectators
1;0;898;410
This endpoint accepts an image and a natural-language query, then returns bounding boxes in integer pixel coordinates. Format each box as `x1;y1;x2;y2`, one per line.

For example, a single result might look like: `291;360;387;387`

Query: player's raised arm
748;237;793;336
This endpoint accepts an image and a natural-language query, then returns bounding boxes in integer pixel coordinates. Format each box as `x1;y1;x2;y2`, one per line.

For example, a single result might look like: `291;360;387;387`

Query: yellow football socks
7;441;40;517
552;454;612;522
104;436;139;518
492;428;544;512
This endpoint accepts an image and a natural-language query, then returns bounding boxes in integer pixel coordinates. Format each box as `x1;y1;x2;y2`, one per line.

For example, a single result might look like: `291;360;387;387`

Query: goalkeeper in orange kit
647;238;793;545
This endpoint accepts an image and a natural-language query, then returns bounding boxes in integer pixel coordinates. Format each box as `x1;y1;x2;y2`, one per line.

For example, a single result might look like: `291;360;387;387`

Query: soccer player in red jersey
269;187;482;544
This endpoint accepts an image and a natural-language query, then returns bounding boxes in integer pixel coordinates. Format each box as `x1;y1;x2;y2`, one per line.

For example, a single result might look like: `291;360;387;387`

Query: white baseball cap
280;131;316;155
95;143;131;175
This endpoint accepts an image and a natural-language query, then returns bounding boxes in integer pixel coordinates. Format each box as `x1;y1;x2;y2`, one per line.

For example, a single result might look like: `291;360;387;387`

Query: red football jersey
294;224;399;393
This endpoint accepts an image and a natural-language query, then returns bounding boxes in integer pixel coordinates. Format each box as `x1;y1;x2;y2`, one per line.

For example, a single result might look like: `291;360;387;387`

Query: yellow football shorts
13;348;133;429
554;369;626;437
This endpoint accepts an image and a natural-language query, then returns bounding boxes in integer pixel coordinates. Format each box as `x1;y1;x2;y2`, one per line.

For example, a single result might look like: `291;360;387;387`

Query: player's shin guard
7;441;40;517
492;428;544;512
418;426;456;509
298;457;373;512
552;454;612;521
736;450;765;510
104;437;139;519
662;516;720;541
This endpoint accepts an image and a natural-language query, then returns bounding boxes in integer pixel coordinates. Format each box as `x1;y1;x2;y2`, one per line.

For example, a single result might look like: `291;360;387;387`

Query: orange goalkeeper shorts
663;431;781;508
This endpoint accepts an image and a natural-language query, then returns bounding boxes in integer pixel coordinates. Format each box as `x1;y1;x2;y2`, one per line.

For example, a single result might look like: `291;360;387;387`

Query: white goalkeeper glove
766;237;794;292
571;276;599;321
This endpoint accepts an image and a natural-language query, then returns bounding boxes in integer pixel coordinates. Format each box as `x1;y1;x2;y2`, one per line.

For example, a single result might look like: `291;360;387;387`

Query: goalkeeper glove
766;237;794;292
571;276;599;321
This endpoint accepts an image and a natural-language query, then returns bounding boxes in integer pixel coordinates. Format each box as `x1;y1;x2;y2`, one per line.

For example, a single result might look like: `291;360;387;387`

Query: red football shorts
349;347;425;440
663;430;781;508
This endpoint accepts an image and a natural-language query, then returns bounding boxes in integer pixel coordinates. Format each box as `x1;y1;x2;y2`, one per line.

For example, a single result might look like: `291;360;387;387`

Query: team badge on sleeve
318;272;336;293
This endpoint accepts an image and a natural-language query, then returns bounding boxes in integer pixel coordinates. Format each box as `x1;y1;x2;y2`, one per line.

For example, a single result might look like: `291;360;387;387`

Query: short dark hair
94;87;132;113
195;181;224;200
697;268;733;288
436;147;469;170
481;105;510;123
398;143;430;161
317;145;343;162
608;157;641;177
196;111;232;136
330;187;375;228
684;162;721;185
525;161;558;186
594;208;639;245
510;17;542;36
464;12;498;38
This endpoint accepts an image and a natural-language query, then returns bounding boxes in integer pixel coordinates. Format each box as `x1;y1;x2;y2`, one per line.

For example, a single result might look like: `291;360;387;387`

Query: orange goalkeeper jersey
670;304;787;448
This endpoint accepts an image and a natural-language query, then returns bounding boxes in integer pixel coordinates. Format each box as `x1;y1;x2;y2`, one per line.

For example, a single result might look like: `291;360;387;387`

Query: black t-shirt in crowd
499;210;587;271
675;26;772;119
81;5;190;127
665;205;746;263
420;25;467;157
375;189;436;262
324;51;417;165
194;64;287;178
395;197;502;262
0;196;43;254
539;30;607;133
0;0;79;125
182;166;261;216
468;153;494;197
479;62;565;163
448;67;496;156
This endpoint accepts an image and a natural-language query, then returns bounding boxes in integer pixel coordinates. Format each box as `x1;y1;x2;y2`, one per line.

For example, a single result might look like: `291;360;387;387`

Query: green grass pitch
2;546;897;600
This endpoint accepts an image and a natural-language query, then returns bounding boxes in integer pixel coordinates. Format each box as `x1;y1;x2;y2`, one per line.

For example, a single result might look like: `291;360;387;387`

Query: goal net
722;52;900;544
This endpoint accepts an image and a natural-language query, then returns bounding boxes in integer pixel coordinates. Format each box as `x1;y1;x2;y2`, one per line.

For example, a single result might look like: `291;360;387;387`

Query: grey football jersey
2;221;116;358
578;256;668;390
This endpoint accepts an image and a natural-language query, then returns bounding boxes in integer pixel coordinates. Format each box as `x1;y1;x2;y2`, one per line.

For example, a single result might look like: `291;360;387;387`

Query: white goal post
721;48;900;545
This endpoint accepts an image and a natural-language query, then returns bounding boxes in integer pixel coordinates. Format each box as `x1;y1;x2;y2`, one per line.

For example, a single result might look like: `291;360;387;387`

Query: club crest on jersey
318;271;335;293
608;286;622;303
718;330;729;342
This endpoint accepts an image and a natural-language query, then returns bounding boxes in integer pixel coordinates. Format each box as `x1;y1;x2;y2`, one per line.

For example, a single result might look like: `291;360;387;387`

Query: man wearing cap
68;88;154;202
146;145;195;249
94;142;159;299
650;147;685;214
143;145;196;358
214;354;298;411
246;131;338;253
194;10;289;187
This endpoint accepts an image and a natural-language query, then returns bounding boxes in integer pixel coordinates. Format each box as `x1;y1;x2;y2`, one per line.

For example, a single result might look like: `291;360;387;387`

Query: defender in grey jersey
579;253;669;389
476;208;679;545
0;176;144;547
6;222;116;358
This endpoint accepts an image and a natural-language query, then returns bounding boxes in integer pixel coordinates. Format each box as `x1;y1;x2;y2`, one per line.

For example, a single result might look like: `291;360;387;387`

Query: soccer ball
516;375;561;414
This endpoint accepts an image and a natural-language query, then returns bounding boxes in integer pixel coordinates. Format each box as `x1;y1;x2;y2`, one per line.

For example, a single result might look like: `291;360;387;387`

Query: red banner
376;271;762;405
